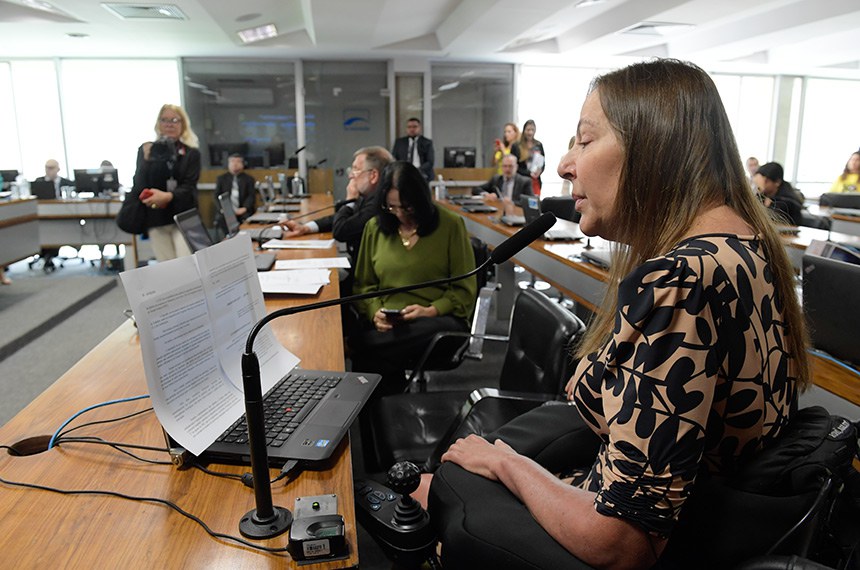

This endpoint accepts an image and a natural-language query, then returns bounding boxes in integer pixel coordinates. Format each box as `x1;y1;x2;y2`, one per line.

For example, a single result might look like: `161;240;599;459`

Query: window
712;74;775;171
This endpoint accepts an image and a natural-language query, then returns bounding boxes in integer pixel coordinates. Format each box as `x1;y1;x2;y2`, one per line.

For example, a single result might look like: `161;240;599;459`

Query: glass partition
431;63;514;170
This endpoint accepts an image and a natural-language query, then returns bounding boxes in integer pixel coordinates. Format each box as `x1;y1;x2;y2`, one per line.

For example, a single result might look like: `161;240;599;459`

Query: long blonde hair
575;59;809;390
154;103;199;148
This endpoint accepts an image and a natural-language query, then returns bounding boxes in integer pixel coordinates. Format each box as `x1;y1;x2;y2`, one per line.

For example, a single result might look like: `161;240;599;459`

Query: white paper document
258;268;331;295
274;257;351;270
261;239;336;250
119;234;300;456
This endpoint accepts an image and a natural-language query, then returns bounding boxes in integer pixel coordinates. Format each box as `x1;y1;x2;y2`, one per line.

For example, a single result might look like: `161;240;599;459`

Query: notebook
166;368;381;465
521;196;583;241
218;193;283;242
31;180;58;200
462;204;498;214
500;214;525;227
174;208;277;271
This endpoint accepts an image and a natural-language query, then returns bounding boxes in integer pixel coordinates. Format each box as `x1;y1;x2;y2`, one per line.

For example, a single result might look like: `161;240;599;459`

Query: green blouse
353;207;477;322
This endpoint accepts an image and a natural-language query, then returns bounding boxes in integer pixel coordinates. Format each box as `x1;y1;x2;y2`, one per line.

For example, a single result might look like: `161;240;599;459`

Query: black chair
427;406;858;570
818;192;860;209
404;237;498;392
365;287;586;472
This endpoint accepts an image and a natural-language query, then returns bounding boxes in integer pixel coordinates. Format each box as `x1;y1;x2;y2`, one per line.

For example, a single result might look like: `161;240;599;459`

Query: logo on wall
343;109;370;131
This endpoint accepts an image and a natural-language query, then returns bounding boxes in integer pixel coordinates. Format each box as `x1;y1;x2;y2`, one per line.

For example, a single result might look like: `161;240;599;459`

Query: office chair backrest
818;192;860;209
498;288;586;394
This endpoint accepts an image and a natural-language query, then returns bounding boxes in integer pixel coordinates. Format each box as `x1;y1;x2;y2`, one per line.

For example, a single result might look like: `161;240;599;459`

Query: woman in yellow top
829;151;860;193
492;122;520;175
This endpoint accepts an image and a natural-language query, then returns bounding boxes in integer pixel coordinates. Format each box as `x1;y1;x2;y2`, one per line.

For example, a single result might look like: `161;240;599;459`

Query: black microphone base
239;506;293;539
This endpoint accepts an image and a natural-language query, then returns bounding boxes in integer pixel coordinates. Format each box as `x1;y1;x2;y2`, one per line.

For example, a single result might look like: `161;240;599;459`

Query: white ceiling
1;0;859;76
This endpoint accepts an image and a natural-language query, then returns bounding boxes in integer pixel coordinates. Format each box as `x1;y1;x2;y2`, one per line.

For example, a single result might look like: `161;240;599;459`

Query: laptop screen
174;209;214;253
218;193;241;237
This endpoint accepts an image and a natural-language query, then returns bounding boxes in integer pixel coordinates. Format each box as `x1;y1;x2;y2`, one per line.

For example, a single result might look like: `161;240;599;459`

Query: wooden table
0;228;361;568
441;198;860;407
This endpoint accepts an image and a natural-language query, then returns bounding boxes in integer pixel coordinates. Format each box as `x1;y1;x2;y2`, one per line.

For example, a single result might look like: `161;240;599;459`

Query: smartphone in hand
381;308;403;322
140;189;154;200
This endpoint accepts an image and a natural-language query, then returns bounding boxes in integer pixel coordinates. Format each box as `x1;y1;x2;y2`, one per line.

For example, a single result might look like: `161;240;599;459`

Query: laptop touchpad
313;400;359;426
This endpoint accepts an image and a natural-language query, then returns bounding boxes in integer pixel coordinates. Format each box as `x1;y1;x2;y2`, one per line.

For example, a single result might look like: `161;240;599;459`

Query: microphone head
490;212;556;265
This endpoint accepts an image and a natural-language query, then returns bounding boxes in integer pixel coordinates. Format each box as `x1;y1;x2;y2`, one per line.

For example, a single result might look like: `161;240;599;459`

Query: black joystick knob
387;461;421;496
387;462;425;528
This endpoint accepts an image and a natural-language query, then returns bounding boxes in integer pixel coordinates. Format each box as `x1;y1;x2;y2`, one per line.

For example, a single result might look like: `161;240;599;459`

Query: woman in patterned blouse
423;59;810;569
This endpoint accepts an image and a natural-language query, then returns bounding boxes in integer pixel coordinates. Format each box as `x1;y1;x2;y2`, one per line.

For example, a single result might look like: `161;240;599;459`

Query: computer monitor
806;239;860;266
0;169;19;190
208;142;250;167
74;168;120;196
443;147;477;168
802;252;860;365
265;143;286;167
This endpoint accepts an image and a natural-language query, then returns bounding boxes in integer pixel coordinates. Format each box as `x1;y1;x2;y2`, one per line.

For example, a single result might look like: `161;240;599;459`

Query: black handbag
116;192;147;234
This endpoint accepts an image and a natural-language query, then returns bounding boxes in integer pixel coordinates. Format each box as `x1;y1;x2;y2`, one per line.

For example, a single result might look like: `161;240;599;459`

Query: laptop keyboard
216;372;342;448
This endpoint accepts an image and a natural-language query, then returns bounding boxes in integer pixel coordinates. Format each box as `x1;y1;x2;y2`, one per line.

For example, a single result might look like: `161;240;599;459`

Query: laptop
449;196;484;206
174;208;276;271
580;248;613;269
521;196;583;241
218;193;283;243
500;214;525;227
31;180;58;200
247;211;291;224
167;368;381;466
462;204;498;214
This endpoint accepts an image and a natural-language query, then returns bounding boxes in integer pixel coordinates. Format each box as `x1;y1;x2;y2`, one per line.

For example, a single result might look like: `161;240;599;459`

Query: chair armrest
423;388;568;472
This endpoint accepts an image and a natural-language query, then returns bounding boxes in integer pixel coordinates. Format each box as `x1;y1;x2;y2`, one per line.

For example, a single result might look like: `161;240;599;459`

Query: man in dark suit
280;146;393;262
33;159;74;270
214;153;256;235
391;117;434;181
35;158;73;198
473;153;533;205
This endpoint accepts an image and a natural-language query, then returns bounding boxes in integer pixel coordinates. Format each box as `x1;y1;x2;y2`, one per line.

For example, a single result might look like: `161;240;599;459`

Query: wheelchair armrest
423;388;567;472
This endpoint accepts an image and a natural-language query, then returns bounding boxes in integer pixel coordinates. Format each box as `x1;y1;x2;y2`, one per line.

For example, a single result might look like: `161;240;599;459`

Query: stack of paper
258;268;331;295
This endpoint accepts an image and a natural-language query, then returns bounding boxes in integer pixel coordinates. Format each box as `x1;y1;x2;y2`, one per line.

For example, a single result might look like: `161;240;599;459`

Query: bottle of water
435;174;447;201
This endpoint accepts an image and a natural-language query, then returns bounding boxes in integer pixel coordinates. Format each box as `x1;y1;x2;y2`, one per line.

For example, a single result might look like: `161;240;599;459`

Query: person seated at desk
349;161;476;396
35;158;73;198
472;153;533;213
753;162;803;226
279;146;392;262
214;153;256;235
829;151;860;193
417;59;810;569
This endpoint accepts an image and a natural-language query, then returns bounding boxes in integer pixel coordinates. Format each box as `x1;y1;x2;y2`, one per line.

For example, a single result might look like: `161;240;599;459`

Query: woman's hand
441;435;517;481
372;309;395;332
400;304;438;321
140;188;173;209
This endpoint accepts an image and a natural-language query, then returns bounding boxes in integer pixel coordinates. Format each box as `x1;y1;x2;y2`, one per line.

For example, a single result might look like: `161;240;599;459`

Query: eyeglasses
347;167;372;178
385;204;412;213
159;117;182;124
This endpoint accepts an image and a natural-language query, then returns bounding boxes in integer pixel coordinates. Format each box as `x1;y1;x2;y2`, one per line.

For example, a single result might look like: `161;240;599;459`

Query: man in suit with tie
473;153;534;207
391;117;435;181
35;159;73;197
214;153;256;235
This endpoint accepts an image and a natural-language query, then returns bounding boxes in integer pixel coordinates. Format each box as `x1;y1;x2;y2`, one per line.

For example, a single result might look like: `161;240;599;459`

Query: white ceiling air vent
101;3;187;20
622;21;694;36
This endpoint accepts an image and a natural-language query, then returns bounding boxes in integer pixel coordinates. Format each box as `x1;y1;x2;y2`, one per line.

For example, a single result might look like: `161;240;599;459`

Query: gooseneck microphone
286;198;357;222
236;212;556;539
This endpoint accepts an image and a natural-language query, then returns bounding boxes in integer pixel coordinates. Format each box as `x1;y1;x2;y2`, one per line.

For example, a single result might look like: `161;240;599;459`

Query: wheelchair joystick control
388;461;425;527
354;461;438;566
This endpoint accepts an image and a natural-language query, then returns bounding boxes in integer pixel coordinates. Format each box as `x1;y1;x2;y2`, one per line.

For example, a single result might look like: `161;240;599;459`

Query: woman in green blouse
349;161;477;395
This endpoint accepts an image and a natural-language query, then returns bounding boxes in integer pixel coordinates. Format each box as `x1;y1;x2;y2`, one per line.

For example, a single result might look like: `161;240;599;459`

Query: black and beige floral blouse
572;234;800;537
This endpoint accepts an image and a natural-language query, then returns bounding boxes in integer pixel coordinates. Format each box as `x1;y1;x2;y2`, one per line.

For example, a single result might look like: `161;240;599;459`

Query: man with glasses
281;146;393;262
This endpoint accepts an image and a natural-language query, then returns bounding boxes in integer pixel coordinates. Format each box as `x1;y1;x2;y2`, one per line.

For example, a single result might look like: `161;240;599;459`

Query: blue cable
48;394;150;450
807;348;860;377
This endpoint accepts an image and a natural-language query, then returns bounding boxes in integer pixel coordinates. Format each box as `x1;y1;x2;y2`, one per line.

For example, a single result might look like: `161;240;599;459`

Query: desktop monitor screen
209;142;250;167
443;147;477;168
265;143;286;167
74;168;120;195
802;253;860;365
0;169;19;189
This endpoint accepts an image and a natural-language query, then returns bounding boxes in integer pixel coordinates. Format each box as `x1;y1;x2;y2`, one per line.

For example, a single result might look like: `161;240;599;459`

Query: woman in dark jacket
132;103;201;261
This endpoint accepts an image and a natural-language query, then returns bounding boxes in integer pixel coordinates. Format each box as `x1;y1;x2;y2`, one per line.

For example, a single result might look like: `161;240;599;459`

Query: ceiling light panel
101;3;187;20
